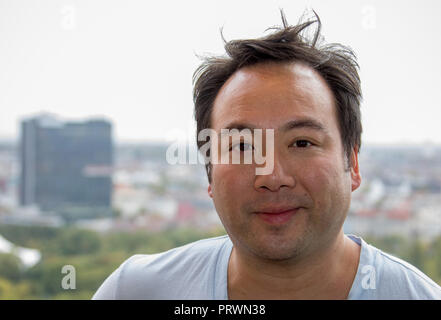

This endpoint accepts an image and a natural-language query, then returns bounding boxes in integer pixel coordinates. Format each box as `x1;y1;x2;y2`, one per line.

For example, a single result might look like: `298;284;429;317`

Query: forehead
211;62;338;131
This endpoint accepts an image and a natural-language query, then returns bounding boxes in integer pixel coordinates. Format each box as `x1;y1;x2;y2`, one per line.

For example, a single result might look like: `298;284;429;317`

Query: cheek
210;165;255;234
300;157;351;208
211;164;254;209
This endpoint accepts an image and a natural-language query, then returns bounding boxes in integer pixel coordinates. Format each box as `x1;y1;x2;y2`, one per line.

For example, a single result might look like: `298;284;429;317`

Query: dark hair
193;10;362;183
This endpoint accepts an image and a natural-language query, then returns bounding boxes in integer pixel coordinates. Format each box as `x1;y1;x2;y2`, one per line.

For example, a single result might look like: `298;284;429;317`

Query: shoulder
93;235;231;299
374;245;441;299
348;235;441;300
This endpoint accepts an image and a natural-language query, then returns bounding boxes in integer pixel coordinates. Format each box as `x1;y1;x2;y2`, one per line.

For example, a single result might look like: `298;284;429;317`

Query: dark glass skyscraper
19;114;113;220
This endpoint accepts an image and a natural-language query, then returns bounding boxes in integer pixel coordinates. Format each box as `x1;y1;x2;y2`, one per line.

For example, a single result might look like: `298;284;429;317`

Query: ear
350;147;362;192
207;184;213;198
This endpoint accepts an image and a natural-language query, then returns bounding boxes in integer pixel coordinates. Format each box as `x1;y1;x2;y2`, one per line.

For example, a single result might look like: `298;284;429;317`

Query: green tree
0;278;32;299
0;253;22;282
58;229;102;255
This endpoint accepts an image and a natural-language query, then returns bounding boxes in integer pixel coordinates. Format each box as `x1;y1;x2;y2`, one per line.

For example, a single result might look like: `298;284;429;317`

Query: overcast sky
1;0;440;144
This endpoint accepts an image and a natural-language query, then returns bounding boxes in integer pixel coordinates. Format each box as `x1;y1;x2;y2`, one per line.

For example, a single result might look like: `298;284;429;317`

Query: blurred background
0;0;440;299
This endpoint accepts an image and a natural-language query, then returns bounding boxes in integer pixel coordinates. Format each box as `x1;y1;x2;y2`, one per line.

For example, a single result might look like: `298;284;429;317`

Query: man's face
208;62;361;261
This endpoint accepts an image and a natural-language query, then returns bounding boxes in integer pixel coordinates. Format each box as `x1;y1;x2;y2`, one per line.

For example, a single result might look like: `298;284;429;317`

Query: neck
227;231;360;300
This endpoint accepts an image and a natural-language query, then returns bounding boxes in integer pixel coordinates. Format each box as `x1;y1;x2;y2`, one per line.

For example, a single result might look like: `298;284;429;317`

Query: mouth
254;207;301;225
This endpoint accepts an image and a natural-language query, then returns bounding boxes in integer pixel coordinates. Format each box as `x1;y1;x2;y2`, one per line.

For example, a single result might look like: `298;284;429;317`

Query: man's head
193;11;362;183
192;11;362;261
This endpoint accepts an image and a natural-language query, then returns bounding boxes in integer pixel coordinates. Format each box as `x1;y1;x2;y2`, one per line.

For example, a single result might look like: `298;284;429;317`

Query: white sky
1;0;440;144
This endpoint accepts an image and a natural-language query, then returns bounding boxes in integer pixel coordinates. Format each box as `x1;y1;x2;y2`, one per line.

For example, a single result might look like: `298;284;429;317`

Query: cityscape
0;113;440;298
1;0;441;300
1;115;441;240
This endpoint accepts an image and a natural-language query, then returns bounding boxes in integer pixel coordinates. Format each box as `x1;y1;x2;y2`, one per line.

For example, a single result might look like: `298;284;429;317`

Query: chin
257;247;304;261
249;235;311;262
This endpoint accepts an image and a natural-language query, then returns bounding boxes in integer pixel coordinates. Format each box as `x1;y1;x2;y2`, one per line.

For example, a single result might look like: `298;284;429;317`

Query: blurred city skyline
1;0;441;144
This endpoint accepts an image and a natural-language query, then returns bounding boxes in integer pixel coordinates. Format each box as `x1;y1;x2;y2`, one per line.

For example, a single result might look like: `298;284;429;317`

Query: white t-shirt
92;234;441;300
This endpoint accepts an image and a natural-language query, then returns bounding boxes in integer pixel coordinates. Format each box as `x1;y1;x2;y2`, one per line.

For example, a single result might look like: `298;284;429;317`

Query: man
93;11;441;299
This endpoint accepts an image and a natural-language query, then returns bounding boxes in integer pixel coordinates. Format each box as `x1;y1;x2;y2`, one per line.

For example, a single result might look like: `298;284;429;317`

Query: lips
254;207;300;224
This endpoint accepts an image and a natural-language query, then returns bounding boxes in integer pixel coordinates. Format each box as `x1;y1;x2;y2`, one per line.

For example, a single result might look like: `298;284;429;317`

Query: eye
292;140;312;148
231;142;253;152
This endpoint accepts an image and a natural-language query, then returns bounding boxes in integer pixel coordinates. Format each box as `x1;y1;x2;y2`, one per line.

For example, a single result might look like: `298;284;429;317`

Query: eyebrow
280;119;326;133
220;118;327;134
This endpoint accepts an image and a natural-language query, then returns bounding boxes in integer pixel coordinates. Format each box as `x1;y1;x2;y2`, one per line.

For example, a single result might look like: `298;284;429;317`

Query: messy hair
193;10;362;182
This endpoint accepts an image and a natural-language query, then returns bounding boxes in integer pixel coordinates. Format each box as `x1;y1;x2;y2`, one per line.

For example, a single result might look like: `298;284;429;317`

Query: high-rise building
19;114;113;220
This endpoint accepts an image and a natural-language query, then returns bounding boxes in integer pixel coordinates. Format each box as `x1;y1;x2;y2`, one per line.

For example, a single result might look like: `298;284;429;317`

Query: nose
254;152;296;192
